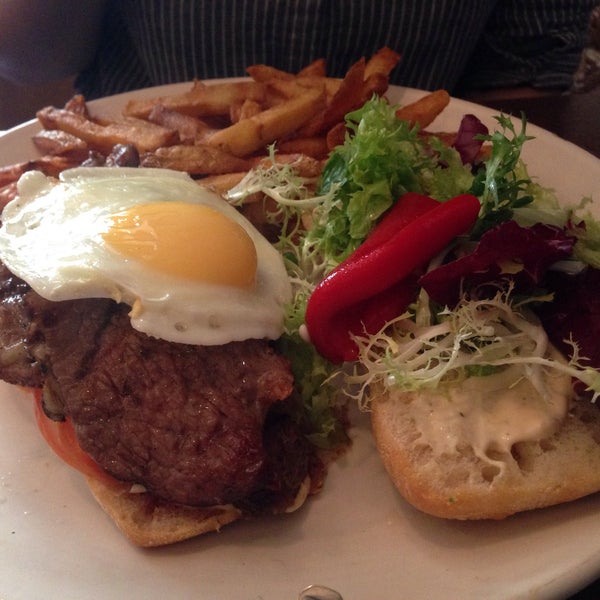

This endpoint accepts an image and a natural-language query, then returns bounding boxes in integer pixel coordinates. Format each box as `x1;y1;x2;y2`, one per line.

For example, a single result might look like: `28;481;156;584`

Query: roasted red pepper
304;192;481;363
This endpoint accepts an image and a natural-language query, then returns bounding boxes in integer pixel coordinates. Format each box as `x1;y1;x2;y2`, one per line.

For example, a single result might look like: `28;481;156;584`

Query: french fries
208;86;326;156
0;48;463;206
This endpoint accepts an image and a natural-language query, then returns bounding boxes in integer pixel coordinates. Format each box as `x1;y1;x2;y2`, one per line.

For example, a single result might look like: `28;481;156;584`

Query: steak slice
31;295;294;506
0;263;314;508
0;262;44;388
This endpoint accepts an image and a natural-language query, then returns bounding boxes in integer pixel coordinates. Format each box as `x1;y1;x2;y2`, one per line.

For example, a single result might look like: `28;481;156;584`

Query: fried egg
0;167;292;345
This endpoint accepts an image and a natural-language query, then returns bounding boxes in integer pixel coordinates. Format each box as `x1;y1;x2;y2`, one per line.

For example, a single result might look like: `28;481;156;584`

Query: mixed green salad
228;96;600;448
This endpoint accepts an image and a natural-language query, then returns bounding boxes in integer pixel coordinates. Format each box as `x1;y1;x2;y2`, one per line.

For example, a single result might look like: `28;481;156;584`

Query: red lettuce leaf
452;114;489;165
536;268;600;371
419;220;576;306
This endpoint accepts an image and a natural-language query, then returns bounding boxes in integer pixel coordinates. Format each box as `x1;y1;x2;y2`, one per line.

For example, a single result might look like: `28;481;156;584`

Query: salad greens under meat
228;95;600;447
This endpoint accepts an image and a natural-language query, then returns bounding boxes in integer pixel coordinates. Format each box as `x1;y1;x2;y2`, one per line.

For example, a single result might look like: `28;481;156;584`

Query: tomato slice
32;389;126;490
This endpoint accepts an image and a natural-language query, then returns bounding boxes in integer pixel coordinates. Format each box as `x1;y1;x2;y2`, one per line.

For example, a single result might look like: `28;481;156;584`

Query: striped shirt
76;0;596;99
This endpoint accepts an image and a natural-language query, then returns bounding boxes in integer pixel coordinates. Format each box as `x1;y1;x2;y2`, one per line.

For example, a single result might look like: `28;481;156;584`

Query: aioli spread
410;359;572;461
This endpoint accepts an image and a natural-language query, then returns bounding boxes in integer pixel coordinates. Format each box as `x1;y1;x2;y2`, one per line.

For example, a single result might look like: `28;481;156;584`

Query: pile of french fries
0;47;452;205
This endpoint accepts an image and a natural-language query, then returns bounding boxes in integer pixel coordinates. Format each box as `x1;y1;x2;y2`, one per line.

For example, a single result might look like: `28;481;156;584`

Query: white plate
1;83;599;600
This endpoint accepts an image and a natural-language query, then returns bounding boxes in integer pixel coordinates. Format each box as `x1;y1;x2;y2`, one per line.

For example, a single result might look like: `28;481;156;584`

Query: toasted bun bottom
85;477;242;547
86;474;314;547
370;384;600;520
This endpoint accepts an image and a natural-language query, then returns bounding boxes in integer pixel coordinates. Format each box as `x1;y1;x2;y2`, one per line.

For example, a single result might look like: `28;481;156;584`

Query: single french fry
37;106;178;153
123;80;266;119
209;155;323;205
247;64;295;82
32;129;89;158
230;98;263;123
208;86;326;156
63;94;90;116
206;119;261;157
363;71;392;98
265;76;339;103
36;154;84;176
262;78;312;104
0;182;18;207
147;104;216;144
364;46;401;80
418;130;457;147
277;136;329;159
205;173;280;208
0;163;29;188
325;122;347;150
298;58;367;137
199;172;249;196
0;155;82;188
395;89;451;129
238;197;283;236
140;144;252;175
296;76;342;102
249;152;323;178
297;58;327;78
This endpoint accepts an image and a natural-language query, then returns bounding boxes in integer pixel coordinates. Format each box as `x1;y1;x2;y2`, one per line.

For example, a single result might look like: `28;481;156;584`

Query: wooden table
478;89;600;159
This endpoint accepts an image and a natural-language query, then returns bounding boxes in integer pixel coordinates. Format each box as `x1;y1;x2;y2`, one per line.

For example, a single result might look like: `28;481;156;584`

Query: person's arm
0;0;108;84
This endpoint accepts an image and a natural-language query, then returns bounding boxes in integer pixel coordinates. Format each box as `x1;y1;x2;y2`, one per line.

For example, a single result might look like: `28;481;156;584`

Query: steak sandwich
0;167;336;547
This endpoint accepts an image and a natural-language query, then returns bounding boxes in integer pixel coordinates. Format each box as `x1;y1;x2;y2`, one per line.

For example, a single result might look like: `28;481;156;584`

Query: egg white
0;167;292;345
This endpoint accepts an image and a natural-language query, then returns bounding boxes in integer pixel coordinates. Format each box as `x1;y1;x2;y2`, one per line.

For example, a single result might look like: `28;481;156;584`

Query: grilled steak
0;263;44;387
0;262;317;509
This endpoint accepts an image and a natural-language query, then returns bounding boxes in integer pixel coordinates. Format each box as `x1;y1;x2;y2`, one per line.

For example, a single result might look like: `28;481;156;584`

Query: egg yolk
102;201;258;288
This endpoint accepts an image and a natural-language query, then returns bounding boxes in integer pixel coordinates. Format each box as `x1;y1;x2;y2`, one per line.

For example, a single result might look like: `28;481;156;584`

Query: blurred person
0;0;596;99
572;3;600;92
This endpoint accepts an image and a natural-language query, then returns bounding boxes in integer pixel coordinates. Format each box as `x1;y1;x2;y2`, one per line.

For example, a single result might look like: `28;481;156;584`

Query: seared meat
0;263;317;509
0;262;43;387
